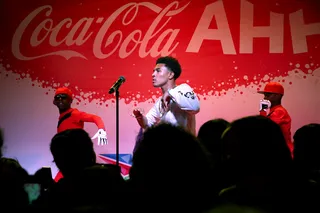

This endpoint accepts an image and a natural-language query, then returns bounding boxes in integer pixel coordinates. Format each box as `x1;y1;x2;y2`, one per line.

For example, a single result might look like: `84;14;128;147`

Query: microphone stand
115;89;120;167
109;76;125;171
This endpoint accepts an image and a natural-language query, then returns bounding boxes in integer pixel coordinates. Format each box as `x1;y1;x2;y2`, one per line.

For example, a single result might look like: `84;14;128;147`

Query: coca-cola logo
1;0;319;104
12;1;190;60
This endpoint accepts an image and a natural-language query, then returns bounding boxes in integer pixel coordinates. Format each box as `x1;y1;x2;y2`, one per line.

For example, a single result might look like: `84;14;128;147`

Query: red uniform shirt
260;105;293;155
57;108;105;133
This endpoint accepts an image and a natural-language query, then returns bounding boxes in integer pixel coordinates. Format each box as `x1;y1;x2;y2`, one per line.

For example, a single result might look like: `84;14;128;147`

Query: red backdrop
0;0;319;176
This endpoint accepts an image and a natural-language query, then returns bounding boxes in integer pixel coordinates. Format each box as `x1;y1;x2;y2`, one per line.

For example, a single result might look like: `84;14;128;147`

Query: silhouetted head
221;115;292;177
197;118;230;155
0;157;29;208
50;129;96;178
293;123;320;171
130;123;215;211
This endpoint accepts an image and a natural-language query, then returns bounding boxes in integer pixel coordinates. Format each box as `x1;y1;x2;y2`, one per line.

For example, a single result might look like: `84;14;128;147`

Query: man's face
263;92;278;101
53;93;72;111
263;92;282;106
152;63;174;88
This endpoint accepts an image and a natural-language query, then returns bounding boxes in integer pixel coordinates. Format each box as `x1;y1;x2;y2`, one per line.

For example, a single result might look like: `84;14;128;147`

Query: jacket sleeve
78;111;106;130
168;83;200;114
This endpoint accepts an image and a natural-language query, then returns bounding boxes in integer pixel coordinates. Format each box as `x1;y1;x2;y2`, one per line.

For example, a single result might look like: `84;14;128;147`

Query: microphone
108;76;126;94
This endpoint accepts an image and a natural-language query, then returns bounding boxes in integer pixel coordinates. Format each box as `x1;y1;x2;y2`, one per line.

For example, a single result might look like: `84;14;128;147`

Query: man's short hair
156;56;182;79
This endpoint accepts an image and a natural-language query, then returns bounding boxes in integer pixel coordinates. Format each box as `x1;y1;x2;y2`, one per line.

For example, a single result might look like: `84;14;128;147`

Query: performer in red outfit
258;82;293;157
53;87;108;182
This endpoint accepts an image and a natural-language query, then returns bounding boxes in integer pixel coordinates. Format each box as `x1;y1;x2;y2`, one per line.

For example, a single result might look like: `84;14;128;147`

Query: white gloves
259;99;271;112
91;129;108;145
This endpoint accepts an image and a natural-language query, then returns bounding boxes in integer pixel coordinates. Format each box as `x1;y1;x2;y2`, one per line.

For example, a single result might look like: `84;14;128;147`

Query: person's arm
78;111;108;145
133;99;161;129
167;83;200;114
78;111;105;130
133;110;148;129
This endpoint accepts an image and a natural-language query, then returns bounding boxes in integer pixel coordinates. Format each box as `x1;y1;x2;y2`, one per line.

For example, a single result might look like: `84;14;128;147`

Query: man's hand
91;129;108;145
259;99;271;112
132;108;143;119
161;91;172;112
132;108;147;129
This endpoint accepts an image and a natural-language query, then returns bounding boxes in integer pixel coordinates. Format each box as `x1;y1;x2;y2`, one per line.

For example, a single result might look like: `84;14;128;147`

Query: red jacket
57;108;105;133
260;105;293;155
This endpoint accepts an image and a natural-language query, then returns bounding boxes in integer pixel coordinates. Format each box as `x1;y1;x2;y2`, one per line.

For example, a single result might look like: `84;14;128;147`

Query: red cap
258;82;284;95
55;87;73;98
